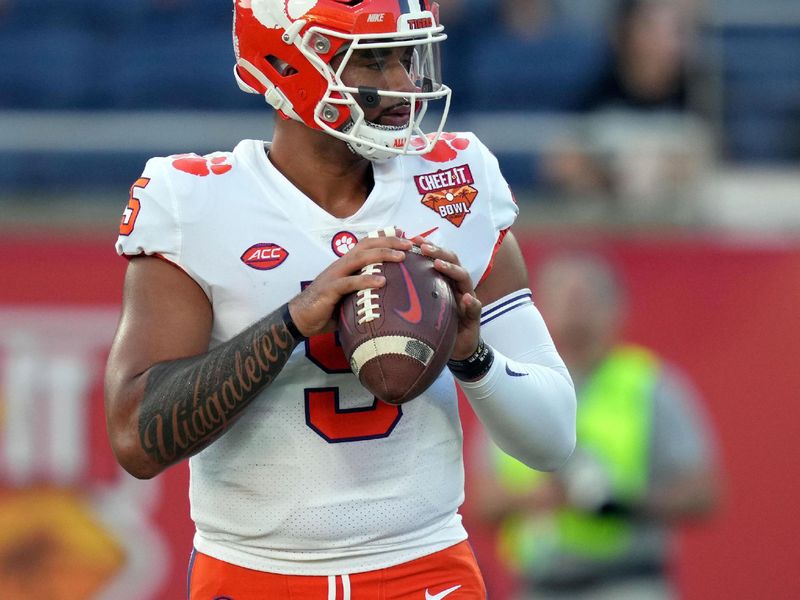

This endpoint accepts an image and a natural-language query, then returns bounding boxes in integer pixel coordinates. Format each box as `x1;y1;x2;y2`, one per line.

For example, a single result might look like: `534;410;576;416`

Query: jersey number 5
119;177;149;236
303;297;402;443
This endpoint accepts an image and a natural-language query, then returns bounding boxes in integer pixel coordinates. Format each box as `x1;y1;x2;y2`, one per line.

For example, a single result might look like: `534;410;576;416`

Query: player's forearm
131;304;301;477
458;290;577;471
459;355;576;471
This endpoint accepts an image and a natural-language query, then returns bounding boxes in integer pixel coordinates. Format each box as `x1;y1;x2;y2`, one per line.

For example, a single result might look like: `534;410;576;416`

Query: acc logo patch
331;231;358;257
412;133;471;163
171;153;233;177
415;164;478;228
241;243;289;270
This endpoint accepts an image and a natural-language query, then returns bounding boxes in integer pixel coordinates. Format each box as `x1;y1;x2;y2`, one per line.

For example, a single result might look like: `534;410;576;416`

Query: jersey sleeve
472;134;519;236
469;134;519;283
115;157;180;262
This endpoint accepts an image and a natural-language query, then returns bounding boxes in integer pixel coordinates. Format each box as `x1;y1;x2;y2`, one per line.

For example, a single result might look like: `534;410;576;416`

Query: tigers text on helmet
233;0;451;162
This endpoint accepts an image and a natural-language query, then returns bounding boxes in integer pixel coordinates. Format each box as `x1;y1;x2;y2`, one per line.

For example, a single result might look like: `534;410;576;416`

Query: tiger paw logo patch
331;231;357;257
415;164;478;228
171;153;233;177
411;133;471;163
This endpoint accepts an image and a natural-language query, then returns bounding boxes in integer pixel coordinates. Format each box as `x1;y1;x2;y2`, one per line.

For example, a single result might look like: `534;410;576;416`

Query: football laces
356;263;383;324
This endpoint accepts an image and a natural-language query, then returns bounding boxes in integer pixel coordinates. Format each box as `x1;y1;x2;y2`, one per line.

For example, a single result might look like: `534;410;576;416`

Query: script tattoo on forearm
138;308;298;466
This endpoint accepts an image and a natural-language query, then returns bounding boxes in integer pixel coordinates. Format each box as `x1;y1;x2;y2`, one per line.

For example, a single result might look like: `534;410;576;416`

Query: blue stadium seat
0;150;152;191
466;22;610;112
439;1;498;112
143;0;233;29
3;0;149;31
726;116;798;163
0;26;94;108
493;152;544;191
101;28;255;109
719;26;800;161
722;28;800;76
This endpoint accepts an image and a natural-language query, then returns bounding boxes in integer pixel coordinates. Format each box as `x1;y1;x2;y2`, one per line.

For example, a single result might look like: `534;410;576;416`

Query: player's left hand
412;238;481;361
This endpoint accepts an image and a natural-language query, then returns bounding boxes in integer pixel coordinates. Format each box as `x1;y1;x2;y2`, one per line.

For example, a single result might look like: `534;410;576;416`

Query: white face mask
312;26;451;161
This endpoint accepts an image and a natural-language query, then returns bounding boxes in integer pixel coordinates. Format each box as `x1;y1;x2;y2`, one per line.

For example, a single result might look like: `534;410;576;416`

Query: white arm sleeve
458;290;577;471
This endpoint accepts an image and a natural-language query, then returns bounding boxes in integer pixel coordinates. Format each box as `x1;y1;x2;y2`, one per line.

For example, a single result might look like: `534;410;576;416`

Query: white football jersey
115;134;518;575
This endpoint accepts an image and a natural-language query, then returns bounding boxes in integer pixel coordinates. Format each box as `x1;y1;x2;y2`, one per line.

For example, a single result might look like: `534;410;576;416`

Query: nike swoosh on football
425;584;461;600
505;363;528;377
394;261;423;324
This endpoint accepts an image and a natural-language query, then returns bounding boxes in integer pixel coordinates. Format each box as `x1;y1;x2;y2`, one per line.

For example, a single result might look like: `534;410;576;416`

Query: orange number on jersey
305;332;350;374
304;387;402;443
302;296;402;442
119;177;150;236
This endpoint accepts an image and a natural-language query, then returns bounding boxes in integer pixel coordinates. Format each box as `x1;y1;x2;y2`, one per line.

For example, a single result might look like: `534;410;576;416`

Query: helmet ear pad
263;45;351;127
235;10;353;129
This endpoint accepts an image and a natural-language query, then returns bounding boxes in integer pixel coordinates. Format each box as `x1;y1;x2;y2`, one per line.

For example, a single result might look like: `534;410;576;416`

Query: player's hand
412;238;481;361
288;235;413;338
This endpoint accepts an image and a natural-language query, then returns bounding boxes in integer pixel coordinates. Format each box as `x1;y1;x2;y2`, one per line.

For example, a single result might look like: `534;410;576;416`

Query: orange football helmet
233;0;451;161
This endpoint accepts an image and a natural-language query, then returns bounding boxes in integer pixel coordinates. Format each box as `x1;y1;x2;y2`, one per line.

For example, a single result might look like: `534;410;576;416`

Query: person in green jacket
471;252;721;600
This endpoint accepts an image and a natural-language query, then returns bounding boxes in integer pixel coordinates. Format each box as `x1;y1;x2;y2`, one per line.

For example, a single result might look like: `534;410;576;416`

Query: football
338;244;458;405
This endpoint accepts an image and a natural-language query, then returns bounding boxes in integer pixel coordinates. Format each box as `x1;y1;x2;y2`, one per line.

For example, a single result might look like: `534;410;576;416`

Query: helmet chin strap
342;120;412;162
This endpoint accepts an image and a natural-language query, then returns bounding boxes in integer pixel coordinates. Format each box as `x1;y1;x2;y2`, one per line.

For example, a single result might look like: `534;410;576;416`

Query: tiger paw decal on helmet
243;0;318;27
171;154;234;177
412;133;471;163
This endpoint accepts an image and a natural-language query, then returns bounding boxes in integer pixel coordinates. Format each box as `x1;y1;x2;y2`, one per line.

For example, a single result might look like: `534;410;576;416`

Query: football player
105;1;576;598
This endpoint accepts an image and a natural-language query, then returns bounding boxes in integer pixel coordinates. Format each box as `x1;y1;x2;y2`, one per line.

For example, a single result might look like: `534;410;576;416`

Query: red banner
1;231;798;600
464;233;800;600
0;233;193;600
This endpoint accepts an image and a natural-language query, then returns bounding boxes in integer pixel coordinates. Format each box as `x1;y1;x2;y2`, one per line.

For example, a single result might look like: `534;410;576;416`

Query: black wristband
447;339;495;382
282;304;305;342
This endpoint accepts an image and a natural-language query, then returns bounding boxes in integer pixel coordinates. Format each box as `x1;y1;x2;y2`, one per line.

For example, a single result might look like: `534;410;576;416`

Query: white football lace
356;263;383;324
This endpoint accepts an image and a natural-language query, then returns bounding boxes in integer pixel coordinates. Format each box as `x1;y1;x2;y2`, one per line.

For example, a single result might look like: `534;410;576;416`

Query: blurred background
0;0;798;598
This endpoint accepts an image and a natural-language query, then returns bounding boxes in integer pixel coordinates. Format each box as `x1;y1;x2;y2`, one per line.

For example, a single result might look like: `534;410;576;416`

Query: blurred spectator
539;111;712;216
582;0;693;111
471;252;721;600
539;0;711;215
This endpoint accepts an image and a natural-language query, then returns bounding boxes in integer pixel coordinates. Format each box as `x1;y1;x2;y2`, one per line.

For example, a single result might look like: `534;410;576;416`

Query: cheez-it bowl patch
415;164;478;227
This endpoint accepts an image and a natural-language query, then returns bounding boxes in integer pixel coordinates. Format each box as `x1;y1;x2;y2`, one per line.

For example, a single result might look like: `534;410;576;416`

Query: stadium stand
718;25;800;162
0;0;797;199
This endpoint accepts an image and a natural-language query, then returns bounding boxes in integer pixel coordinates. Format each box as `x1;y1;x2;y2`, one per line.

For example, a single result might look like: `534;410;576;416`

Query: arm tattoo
138;303;300;466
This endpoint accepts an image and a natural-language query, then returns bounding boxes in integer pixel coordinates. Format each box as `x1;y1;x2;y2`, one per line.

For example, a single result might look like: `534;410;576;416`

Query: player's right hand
287;235;412;338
